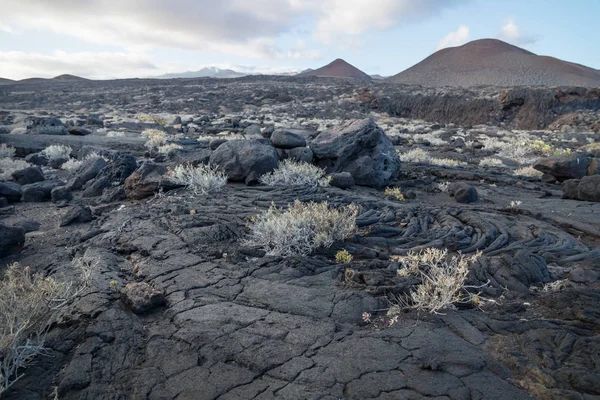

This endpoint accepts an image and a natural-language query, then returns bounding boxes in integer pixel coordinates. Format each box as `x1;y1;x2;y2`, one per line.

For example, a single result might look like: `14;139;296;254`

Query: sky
0;0;598;80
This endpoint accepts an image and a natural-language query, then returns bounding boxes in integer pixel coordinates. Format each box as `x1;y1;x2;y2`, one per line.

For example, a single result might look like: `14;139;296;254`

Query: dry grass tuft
246;200;358;256
260;160;330;187
167;163;227;195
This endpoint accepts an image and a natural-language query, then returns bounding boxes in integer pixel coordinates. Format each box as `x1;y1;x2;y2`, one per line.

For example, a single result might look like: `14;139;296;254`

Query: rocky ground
1;77;600;400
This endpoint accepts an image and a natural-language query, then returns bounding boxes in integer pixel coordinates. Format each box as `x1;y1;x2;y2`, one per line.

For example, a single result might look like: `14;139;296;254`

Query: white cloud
437;25;470;50
498;19;538;46
286;40;322;60
0;23;13;34
0;50;158;80
294;0;466;45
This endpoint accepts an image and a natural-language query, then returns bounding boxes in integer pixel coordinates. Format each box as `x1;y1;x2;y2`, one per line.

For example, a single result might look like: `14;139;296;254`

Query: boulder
533;153;591;181
60;205;93;227
561;179;580;200
124;162;181;200
310;119;401;188
24;117;68;135
82;154;137;197
68;127;92;136
209;140;278;182
0;182;22;202
329;172;355;189
271;129;306;149
51;186;73;203
449;182;479;203
86;115;104;126
0;224;25;257
21;180;63;202
121;282;166;314
210;139;227;150
287;147;314;163
11;166;45;185
577;175;600;202
24;152;48;166
67;157;107;190
243;124;262;138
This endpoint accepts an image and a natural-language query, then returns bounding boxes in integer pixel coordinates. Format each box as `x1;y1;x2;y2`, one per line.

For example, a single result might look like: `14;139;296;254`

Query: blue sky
0;0;598;79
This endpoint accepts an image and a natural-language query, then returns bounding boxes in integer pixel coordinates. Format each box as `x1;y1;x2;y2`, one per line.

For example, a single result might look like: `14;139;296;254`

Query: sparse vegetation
157;143;183;156
260;160;331;187
41;145;72;161
142;129;167;150
0;262;85;393
61;159;84;172
398;148;430;163
430;158;466;167
0;158;30;180
0;144;15;159
514;166;543;177
138;114;168;126
384;187;405;201
479;157;504;167
167;163;227;195
246;200;358;256
390;248;480;314
106;131;126;138
335;249;353;264
435;181;451;193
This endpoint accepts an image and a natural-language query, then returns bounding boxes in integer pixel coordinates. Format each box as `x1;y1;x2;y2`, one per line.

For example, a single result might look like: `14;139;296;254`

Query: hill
0;78;15;85
52;74;89;81
390;39;600;87
297;59;371;79
156;67;247;79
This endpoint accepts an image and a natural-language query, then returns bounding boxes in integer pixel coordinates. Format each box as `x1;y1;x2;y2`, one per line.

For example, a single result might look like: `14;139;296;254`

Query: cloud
498;19;538;46
299;0;467;45
437;25;470;50
286;40;322;60
0;50;158;80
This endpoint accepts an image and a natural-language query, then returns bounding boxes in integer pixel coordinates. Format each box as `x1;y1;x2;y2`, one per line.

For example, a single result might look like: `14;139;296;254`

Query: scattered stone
60;205;93;226
0;182;22;202
67;157;108;190
11;166;45;185
310;119;401;188
577;175;600;202
121;282;166;314
209;139;278;182
243;124;262;138
68;126;92;136
562;179;580;200
449;182;479;203
271;129;306;149
210;139;227;150
51;186;73;203
124;162;181;200
329;172;355;189
0;223;25;257
533;153;591;181
287;147;314;163
21;180;63;202
24;152;48;166
24;116;68;135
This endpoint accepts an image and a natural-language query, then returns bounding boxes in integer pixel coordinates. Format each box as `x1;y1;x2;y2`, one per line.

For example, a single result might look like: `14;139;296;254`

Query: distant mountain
299;68;314;75
155;67;247;79
0;78;15;85
390;38;600;87
297;59;371;79
52;74;88;81
370;74;387;80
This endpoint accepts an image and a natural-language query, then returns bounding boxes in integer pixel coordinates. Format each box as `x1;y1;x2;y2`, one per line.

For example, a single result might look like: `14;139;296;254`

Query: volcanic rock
11;166;45;185
121;282;166;314
271;129;306;149
209;140;278;182
310;119;400;188
0;223;25;257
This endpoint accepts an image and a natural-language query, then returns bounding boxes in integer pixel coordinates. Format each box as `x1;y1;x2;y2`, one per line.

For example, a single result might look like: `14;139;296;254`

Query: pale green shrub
260;160;330;187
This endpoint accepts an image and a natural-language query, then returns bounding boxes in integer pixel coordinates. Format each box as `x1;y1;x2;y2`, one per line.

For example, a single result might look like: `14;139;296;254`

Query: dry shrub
259;160;330;187
167;163;227;195
398;148;430;163
0;263;85;393
41;145;72;161
0;158;30;180
246;200;358;256
392;248;481;314
142;129;167;149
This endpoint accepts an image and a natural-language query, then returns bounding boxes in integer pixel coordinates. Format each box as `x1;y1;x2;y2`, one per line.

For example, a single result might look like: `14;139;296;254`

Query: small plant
391;248;481;314
106;131;126;137
513;166;543;177
335;249;353;264
0;263;85;393
384;187;405;201
509;200;522;209
259;160;330;187
0;158;30;180
435;181;451;193
398;148;430;163
138;114;168;126
0;144;15;158
430;158;466;167
479;157;504;167
167;163;227;195
245;200;358;256
61;159;84;172
142;129;167;150
157;143;183;156
41;145;71;161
